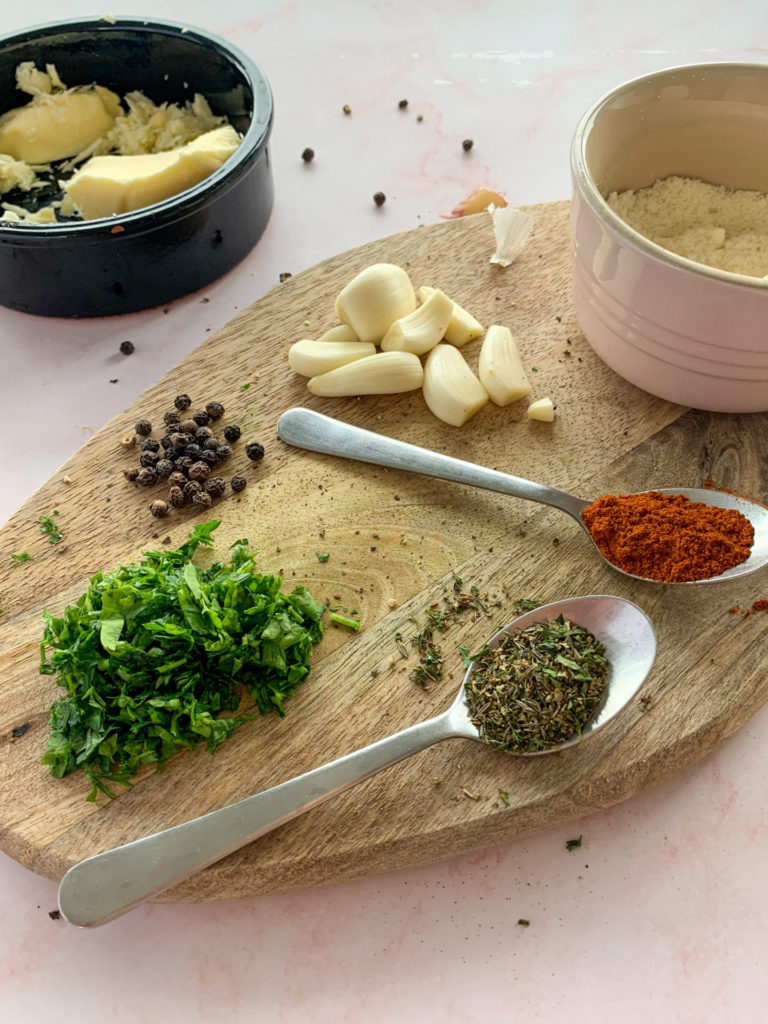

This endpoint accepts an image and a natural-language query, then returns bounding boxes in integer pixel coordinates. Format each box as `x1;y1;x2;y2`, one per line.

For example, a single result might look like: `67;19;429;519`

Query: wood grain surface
2;200;767;903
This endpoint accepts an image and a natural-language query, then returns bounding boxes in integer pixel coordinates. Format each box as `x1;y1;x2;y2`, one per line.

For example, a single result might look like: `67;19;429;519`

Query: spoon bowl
277;408;768;585
58;595;655;927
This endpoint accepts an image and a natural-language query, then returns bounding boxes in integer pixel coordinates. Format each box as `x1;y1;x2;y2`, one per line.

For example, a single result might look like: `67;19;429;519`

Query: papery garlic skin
308;351;424;397
422;344;489;426
334;263;416;343
489;206;533;267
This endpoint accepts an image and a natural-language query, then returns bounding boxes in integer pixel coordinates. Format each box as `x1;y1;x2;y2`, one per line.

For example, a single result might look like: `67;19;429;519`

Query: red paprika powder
581;491;754;583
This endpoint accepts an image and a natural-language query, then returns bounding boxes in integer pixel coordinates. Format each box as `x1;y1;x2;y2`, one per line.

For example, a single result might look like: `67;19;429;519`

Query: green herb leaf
11;551;32;563
40;521;324;799
316;552;330;563
498;788;510;805
330;612;360;631
39;515;63;544
240;383;251;391
566;835;582;852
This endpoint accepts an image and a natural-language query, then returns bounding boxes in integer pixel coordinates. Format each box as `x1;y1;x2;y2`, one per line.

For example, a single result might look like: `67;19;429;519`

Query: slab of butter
64;124;241;219
0;87;121;163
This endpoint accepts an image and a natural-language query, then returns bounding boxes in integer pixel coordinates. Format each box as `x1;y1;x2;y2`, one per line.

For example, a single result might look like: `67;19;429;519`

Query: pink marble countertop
2;2;768;1020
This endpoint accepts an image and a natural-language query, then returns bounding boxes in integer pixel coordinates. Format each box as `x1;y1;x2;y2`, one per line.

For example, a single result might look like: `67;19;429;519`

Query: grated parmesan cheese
606;175;768;279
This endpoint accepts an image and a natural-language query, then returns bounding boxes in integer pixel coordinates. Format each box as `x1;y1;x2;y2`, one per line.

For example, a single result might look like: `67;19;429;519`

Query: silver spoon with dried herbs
58;594;655;928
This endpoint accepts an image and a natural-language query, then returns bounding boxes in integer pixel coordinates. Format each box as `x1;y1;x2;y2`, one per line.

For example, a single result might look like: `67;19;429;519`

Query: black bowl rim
0;15;273;238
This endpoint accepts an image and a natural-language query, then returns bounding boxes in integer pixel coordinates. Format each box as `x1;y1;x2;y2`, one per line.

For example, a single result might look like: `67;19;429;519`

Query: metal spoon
277;407;768;585
57;594;656;928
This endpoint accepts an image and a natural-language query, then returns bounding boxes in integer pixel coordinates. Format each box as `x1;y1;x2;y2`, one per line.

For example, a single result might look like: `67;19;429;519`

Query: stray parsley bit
498;788;510;805
316;552;330;563
39;513;63;544
39;521;325;801
11;551;32;563
240;383;251;391
330;612;361;631
566;835;582;852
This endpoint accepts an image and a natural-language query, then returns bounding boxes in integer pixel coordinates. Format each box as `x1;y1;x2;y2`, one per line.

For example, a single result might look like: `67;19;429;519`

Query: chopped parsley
11;551;32;563
565;835;582;852
39;512;63;544
316;552;330;562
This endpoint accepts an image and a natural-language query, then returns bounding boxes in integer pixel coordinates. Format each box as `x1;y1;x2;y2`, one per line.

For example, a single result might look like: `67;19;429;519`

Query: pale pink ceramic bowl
570;63;768;413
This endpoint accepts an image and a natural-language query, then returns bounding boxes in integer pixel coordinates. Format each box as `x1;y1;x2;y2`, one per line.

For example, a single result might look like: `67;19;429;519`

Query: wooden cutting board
2;200;767;904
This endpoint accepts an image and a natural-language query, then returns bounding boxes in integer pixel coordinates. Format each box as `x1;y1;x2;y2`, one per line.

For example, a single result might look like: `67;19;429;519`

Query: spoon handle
278;408;588;520
58;711;460;928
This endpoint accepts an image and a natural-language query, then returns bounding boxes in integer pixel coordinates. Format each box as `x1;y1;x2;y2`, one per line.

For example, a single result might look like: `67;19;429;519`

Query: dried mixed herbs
465;616;609;753
40;520;325;800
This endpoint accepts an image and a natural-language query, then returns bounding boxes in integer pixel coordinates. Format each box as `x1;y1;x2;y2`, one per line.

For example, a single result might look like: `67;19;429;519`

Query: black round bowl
0;17;274;317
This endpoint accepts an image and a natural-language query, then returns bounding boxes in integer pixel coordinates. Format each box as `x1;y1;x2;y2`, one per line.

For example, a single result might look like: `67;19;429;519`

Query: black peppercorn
195;425;214;440
184;480;203;499
124;467;139;482
462;138;473;152
223;424;241;443
192;410;210;427
373;191;386;207
139;450;160;468
181;418;198;435
174;393;192;411
119;340;135;355
170;432;188;450
398;98;408;109
163;410;180;426
185;443;202;460
136;467;158;487
188;461;210;481
206;476;226;498
135;419;152;437
203;436;220;451
160;434;175;451
193;491;214;510
230;474;247;493
245;441;265;462
140;437;160;452
168;471;187;488
200;450;219;467
215;443;232;462
205;401;225;420
302;147;315;162
168;485;186;508
149;499;169;519
156;458;174;478
174;455;194;475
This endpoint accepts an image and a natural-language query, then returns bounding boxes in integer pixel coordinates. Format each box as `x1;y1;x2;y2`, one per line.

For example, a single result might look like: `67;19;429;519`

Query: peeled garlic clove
288;339;376;377
527;397;555;422
478;325;532;406
380;287;453;355
316;324;359;344
422;344;489;427
308;351;424;397
334;263;416;343
489;206;533;267
416;286;483;347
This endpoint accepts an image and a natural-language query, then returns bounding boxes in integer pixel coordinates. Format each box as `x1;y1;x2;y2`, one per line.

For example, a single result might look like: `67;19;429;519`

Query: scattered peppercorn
168;471;186;488
373;191;386;207
205;401;224;420
279;272;293;282
206;476;227;498
124;467;139;482
174;394;192;411
155;458;174;478
139;437;160;452
184;480;203;499
135;419;152;436
231;475;247;493
398;98;408;109
192;410;210;427
119;340;135;355
301;147;315;162
139;450;160;468
173;455;194;475
119;435;135;450
215;443;232;461
245;441;265;462
168;485;186;508
180;418;198;434
416;114;423;122
149;499;169;519
184;443;202;460
163;410;180;426
200;449;219;467
223;424;241;443
170;432;187;450
343;104;351;114
195;425;214;440
188;461;211;481
160;435;175;451
203;436;220;450
462;138;474;151
136;467;157;487
192;491;213;510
